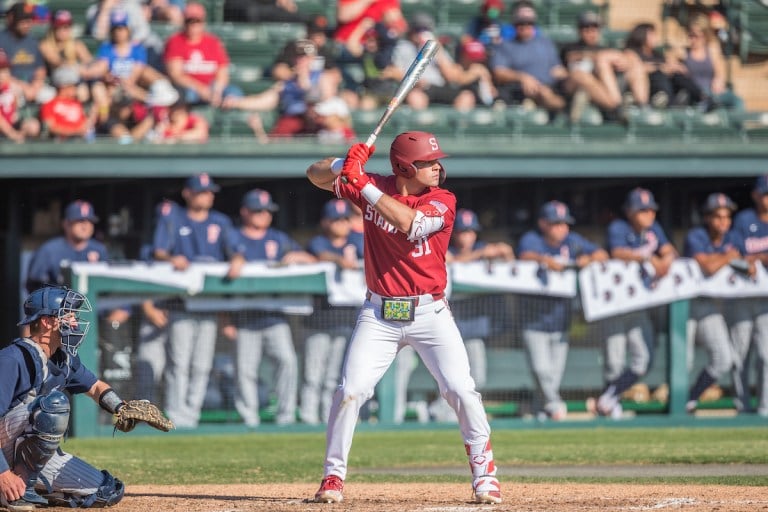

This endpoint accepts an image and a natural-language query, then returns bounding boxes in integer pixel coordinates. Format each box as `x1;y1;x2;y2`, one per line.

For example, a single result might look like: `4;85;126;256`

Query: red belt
365;291;445;306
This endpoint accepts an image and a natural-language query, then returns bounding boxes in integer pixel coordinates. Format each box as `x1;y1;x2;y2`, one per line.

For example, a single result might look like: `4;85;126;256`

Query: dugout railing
65;260;766;437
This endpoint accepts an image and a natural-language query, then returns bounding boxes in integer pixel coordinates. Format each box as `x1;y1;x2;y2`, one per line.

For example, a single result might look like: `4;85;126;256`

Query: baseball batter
306;132;501;504
682;193;740;413
727;175;768;416
0;286;126;510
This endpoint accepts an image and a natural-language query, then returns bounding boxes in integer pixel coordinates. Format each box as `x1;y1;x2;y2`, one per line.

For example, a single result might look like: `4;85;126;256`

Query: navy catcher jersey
0;339;97;416
230;227;303;262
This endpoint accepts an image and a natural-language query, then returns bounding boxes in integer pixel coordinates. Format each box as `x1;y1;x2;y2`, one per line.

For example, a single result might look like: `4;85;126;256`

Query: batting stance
0;286;172;511
306;132;501;504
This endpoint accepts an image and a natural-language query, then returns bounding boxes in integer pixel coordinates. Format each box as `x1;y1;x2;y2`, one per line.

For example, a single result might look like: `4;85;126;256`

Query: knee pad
15;391;70;478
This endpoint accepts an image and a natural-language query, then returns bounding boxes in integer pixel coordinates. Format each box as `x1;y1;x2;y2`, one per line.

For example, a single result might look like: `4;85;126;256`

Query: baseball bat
365;39;439;148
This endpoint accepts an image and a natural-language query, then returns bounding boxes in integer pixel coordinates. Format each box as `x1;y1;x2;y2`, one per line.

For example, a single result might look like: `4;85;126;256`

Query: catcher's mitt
113;400;174;433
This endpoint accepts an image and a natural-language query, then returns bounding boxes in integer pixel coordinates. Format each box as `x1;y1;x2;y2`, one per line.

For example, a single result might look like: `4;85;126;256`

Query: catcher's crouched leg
44;470;125;508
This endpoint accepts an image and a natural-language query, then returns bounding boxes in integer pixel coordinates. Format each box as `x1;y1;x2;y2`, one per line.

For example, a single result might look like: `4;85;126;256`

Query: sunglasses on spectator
185;18;203;24
514;21;534;26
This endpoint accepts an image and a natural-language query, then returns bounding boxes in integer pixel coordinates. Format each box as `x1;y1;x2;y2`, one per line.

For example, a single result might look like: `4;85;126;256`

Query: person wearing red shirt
163;2;242;107
40;65;96;140
0;49;39;142
306;132;502;505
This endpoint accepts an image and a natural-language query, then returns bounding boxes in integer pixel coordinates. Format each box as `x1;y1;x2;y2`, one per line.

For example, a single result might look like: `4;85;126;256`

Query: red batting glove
342;143;375;190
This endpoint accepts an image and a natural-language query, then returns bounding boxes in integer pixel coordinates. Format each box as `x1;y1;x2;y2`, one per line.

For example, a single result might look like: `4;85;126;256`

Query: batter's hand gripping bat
364;39;439;148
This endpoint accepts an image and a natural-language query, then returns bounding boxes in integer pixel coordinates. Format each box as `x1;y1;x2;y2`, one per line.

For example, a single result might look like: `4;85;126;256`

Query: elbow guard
408;210;444;241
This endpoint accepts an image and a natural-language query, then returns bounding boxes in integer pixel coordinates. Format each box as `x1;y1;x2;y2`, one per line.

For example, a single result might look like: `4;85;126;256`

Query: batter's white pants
323;295;491;480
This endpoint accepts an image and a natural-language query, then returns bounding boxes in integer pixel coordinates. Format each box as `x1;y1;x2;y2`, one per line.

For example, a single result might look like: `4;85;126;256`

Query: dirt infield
120;483;767;511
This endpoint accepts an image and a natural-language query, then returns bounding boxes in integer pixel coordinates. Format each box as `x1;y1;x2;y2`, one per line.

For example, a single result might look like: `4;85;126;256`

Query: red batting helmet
389;131;448;182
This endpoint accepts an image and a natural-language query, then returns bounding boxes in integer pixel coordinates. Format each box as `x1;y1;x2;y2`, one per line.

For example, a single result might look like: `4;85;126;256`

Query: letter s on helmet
389;131;448;183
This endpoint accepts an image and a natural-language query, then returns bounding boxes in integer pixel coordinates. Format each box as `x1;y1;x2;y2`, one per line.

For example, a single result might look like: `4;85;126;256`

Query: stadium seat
351;108;403;138
730;110;768;140
668;108;740;142
213;109;276;138
401;106;457;136
46;0;91;23
625;107;682;141
506;106;570;140
452;107;506;137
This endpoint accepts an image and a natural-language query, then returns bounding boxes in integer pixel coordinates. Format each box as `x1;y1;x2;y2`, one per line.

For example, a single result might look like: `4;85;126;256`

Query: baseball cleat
472;475;502;504
314;475;344;503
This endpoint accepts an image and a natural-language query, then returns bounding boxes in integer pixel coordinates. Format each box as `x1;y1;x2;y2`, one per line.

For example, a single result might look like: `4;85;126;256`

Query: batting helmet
389;131;448;182
18;285;92;355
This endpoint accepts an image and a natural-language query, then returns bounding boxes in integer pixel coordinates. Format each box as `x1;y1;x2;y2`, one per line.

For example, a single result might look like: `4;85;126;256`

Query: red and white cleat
473;475;502;504
313;475;344;503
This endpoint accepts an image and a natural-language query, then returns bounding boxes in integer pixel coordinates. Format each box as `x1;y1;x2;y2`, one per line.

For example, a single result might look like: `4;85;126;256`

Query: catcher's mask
19;285;92;356
389;131;448;183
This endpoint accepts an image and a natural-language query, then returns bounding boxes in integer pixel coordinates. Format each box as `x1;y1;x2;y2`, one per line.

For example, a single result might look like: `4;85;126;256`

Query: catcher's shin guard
14;391;70;504
466;441;501;504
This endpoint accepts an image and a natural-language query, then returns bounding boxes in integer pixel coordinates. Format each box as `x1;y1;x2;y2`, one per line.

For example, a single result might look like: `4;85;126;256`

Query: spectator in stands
300;199;363;425
40;65;97;141
96;77;179;142
560;11;649;122
518;201;608;421
683;193;743;413
727;175;768;416
0;2;55;105
624;22;702;108
490;1;568;113
314;96;355;144
464;0;515;48
392;12;488;111
268;38;340;138
669;13;744;111
163;2;243;107
0;48;40;142
456;39;498;106
223;0;305;23
151;98;209;143
354;17;407;110
152;173;235;428
90;10;171;106
427;208;515;422
145;0;185;26
88;0;151;45
223;188;317;426
588;187;677;419
333;0;402;91
39;10;108;109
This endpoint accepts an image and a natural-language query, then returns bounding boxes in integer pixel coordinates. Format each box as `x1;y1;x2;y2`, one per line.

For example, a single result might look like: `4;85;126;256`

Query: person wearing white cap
314;96;355;144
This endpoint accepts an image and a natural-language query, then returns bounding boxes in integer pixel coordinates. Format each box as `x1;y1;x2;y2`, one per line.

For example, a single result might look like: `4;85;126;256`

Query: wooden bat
365;39;439;148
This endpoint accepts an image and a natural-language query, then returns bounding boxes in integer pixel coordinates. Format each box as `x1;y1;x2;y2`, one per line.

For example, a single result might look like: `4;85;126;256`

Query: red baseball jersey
335;172;455;297
334;0;400;43
0;82;18;125
163;32;229;85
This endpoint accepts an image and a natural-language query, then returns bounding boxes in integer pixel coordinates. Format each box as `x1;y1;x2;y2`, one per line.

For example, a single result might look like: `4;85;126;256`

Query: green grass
62;427;768;486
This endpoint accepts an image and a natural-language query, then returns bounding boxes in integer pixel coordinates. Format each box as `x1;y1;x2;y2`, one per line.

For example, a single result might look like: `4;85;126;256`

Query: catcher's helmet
389;131;448;182
18;285;92;355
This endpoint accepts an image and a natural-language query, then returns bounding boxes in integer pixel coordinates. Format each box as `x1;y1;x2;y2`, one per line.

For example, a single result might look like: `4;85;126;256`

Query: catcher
0;285;173;511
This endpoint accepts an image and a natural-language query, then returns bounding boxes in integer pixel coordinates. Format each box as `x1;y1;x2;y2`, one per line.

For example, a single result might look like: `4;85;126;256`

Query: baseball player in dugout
589;187;678;418
518;201;608;421
0;285;172;511
306;132;501;504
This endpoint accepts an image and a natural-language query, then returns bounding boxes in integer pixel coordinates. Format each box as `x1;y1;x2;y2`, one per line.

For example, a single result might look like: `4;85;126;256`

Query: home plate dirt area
119;483;767;511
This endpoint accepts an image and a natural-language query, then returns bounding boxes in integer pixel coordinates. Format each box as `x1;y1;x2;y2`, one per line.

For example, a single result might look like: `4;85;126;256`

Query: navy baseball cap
185;173;220;193
242;188;279;212
455;209;481;231
702;192;737;214
323;199;351;220
754;175;768;195
64;200;99;223
624;187;659;212
539;200;574;224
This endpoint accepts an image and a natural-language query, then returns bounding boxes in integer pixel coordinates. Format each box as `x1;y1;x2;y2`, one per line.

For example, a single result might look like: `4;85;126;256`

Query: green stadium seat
452;107;506;137
440;0;481;26
350;108;402;138
625;108;682;141
506;106;569;139
402;0;439;22
668;108;740;142
213;109;276;138
402;106;457;136
730;111;768;140
46;0;91;23
543;0;607;28
732;0;768;61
